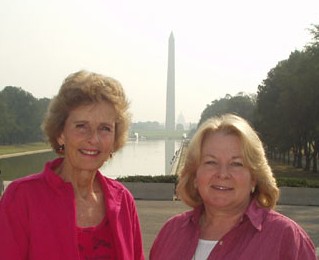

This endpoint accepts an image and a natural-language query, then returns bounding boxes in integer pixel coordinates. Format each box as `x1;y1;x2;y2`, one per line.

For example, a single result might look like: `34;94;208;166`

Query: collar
189;199;269;232
43;158;73;194
244;199;269;231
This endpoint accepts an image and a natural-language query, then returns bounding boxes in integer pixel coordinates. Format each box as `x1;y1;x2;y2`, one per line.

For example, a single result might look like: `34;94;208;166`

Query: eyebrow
202;154;243;160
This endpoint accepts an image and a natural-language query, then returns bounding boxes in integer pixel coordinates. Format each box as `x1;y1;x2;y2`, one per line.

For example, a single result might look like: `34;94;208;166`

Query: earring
58;144;64;152
251;186;255;193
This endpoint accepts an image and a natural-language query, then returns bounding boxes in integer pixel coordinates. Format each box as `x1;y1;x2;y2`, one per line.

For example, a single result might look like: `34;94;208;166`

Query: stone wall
122;182;176;200
278;187;319;206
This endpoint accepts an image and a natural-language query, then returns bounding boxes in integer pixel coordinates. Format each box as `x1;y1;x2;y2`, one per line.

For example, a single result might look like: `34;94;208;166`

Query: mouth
211;185;233;191
79;149;100;156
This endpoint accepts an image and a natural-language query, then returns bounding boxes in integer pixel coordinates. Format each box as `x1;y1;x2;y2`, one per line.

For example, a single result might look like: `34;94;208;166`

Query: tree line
198;25;319;173
0;86;50;144
1;25;319;172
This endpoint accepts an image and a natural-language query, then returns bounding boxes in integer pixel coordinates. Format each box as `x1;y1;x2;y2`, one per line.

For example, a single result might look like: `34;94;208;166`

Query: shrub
276;177;319;188
116;175;178;184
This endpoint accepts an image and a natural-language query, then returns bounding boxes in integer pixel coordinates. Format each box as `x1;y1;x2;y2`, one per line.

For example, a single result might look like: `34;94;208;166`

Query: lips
211;185;233;191
80;149;100;155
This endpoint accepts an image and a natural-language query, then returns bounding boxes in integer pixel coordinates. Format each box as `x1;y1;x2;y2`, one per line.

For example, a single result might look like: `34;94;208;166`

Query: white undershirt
193;239;218;260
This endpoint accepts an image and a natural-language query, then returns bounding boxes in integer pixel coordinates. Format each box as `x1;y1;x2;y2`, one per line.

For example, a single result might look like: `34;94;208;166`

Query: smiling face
195;131;256;212
57;102;116;173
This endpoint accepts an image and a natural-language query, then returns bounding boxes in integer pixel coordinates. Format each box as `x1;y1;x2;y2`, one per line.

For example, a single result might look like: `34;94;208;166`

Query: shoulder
99;174;131;193
264;209;315;247
98;173;135;202
2;173;45;198
157;208;196;235
266;209;316;256
248;199;308;235
0;172;46;214
266;209;303;230
151;208;197;257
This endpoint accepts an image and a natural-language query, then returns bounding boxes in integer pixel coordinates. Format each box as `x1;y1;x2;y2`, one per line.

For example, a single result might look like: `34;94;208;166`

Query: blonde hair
177;114;279;209
42;70;131;154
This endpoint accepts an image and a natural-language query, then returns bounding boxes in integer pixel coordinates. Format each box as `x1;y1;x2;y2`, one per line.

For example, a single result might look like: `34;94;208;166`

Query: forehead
202;132;242;153
67;102;116;121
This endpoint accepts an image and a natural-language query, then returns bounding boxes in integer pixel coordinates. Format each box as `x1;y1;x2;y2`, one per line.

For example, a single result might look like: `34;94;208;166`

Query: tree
198;93;256;127
0;86;49;144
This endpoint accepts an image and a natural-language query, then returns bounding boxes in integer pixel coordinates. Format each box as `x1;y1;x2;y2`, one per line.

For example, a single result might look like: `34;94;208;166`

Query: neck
56;161;98;198
202;209;243;227
199;201;249;240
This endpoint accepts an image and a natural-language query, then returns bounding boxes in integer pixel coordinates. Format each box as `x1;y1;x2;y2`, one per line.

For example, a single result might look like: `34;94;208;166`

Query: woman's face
195;131;256;212
58;102;116;173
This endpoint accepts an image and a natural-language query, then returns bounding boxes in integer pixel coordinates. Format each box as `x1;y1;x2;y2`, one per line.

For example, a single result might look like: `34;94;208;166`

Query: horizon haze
1;0;319;124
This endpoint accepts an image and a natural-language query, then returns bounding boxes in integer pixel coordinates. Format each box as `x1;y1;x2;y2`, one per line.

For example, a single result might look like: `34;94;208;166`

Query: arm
279;220;317;260
131;199;145;260
0;183;29;259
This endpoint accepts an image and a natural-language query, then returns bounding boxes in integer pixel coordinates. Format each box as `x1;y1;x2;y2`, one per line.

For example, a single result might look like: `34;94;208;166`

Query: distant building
177;112;186;130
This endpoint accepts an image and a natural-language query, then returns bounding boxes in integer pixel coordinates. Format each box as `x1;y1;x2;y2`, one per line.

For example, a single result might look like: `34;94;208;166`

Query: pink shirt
150;200;317;260
77;215;116;259
0;158;144;260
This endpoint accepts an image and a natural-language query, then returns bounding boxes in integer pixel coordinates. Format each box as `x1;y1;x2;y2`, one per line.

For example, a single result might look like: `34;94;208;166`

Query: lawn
270;160;319;187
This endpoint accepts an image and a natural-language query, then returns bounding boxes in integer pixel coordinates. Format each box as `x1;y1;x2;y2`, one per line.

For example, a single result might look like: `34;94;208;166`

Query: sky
0;0;319;124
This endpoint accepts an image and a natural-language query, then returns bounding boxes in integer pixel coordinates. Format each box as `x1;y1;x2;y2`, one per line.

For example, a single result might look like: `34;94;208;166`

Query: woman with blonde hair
150;114;316;259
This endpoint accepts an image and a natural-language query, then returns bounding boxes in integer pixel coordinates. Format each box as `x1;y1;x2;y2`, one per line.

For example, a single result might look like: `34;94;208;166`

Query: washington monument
164;32;175;175
165;32;175;131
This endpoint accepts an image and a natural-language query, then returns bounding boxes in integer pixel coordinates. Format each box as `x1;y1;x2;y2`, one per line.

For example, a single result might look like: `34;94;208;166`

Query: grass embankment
0;142;50;156
271;160;319;188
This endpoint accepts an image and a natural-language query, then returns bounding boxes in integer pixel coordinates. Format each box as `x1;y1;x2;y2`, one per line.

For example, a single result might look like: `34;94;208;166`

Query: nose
216;165;231;179
86;128;101;144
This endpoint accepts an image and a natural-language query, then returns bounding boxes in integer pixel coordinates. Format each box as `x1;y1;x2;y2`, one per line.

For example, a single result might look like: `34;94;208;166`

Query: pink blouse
77;216;116;259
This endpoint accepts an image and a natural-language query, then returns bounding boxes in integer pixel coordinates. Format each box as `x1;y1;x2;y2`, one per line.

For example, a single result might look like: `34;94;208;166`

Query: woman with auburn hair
0;70;144;260
150;114;316;260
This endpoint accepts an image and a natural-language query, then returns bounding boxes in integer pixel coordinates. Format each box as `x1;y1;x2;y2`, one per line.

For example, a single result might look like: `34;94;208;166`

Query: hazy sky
1;0;318;124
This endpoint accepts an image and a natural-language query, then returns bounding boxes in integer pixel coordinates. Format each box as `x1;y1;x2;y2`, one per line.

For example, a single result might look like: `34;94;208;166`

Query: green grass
270;160;319;188
0;142;50;156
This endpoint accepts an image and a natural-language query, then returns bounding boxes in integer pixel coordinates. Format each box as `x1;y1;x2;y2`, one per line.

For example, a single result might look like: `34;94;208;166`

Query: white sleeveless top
193;239;218;260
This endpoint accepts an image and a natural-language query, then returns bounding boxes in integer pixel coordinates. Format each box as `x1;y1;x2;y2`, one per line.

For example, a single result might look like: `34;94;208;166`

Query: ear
250;177;257;190
57;133;65;146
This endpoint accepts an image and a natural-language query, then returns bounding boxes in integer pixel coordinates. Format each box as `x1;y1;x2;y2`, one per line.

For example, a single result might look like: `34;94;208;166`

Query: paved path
136;200;319;259
0;149;51;159
2;182;318;258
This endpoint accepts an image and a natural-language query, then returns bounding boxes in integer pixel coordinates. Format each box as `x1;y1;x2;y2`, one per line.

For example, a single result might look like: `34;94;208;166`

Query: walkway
170;139;188;175
136;200;319;259
0;149;51;159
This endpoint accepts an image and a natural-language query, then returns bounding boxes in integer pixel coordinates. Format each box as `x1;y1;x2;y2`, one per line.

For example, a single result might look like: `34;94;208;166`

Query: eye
75;123;86;128
75;123;88;131
100;124;113;133
74;122;89;134
101;126;111;131
230;161;244;167
204;159;217;165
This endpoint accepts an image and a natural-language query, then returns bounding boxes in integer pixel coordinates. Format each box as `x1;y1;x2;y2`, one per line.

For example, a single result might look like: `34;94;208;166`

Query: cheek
195;168;210;186
235;173;254;190
101;137;115;151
